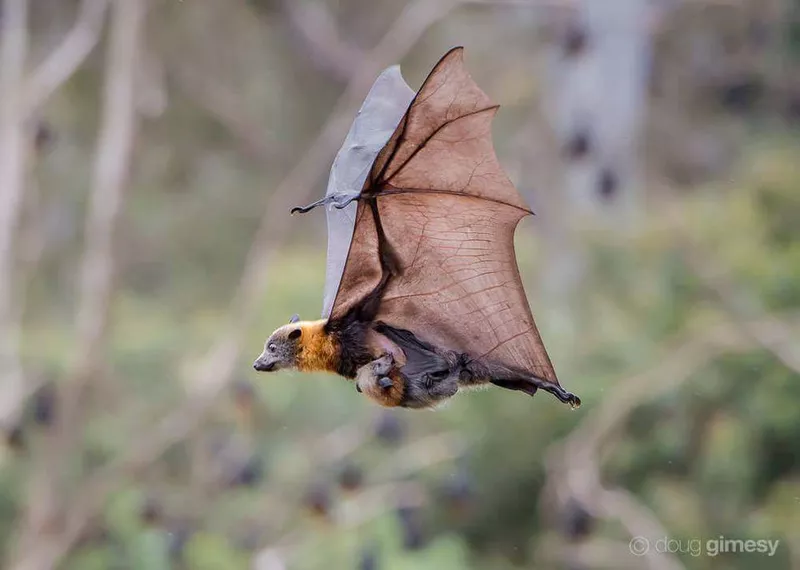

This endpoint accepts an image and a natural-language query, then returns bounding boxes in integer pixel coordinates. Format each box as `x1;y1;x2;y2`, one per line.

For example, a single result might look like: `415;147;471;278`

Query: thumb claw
378;377;393;390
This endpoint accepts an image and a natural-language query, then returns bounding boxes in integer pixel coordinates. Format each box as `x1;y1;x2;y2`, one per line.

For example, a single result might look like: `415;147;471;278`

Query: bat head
253;318;303;372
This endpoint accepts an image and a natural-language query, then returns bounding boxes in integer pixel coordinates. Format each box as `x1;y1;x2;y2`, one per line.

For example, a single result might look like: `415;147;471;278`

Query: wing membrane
330;48;559;384
321;66;415;318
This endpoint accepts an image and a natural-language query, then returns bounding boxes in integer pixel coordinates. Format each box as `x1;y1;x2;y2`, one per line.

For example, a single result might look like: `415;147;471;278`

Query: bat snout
253;357;276;372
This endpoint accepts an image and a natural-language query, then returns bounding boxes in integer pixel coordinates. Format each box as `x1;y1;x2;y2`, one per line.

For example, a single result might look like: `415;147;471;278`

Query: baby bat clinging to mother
253;47;580;410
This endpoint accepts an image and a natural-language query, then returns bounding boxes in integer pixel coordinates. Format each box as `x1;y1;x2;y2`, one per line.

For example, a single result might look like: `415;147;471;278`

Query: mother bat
254;47;580;410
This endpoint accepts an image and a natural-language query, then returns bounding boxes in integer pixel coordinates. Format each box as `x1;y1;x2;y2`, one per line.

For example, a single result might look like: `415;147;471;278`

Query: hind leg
490;378;581;408
463;360;581;409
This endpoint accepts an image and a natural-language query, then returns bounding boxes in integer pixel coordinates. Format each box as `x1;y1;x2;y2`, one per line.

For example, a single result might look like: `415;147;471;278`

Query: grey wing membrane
321;66;415;318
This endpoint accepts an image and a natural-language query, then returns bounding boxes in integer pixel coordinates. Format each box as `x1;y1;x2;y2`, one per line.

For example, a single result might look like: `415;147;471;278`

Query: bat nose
253;359;275;372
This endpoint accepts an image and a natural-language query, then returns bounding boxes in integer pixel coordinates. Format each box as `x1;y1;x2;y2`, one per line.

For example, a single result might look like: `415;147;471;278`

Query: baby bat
253;47;581;410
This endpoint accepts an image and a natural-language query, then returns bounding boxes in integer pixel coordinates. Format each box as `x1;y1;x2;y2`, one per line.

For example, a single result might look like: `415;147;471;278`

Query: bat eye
268;343;277;352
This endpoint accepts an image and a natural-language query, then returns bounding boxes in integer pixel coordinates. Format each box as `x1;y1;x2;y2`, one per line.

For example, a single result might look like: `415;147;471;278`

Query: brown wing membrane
330;47;559;384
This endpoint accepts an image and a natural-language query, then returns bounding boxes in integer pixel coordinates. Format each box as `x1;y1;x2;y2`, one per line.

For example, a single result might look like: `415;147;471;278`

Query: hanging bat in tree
253;47;580;410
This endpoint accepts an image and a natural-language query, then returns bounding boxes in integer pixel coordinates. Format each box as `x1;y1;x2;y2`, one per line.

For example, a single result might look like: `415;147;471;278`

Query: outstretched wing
329;47;559;384
321;66;415;318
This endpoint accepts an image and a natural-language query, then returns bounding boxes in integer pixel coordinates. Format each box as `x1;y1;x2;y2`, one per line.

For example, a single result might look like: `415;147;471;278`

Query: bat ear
289;314;300;324
288;328;302;340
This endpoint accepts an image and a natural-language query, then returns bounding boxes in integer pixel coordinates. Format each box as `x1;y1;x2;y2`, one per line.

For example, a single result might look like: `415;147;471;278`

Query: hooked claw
290;193;360;215
378;377;393;390
290;196;326;215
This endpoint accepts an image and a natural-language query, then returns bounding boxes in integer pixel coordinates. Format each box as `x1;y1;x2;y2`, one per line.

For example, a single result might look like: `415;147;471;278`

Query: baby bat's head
356;355;405;408
253;314;303;372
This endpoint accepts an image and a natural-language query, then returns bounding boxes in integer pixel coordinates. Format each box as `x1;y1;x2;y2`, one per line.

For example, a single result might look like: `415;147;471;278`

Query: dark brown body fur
323;317;374;379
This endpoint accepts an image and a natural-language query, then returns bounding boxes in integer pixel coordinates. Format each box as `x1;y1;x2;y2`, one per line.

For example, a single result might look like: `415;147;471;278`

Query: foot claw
378;377;393;390
555;390;581;409
536;380;581;409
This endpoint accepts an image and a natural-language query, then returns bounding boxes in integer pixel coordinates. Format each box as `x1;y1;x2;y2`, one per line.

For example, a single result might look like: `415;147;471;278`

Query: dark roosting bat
253;47;580;410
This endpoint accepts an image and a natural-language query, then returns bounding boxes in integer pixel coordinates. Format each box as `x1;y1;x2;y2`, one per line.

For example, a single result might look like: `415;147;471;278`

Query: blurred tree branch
172;65;282;164
281;0;366;83
68;0;142;424
23;0;109;116
0;0;111;440
10;0;145;567
0;0;30;435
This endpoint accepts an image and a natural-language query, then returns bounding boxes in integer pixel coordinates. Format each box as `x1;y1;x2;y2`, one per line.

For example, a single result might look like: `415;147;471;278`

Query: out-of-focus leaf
184;532;250;570
130;529;171;570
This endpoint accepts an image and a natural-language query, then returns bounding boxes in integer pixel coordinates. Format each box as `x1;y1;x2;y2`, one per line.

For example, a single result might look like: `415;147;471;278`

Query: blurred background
0;0;798;569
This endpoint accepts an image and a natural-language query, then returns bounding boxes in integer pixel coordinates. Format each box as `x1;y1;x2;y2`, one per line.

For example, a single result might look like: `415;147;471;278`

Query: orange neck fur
296;319;340;374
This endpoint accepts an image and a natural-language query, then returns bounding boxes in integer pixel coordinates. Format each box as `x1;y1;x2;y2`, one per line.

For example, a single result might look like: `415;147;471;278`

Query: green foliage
130;530;172;570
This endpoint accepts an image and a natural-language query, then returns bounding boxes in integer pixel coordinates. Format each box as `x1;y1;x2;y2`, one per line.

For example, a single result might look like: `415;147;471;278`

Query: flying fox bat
253;47;580;410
